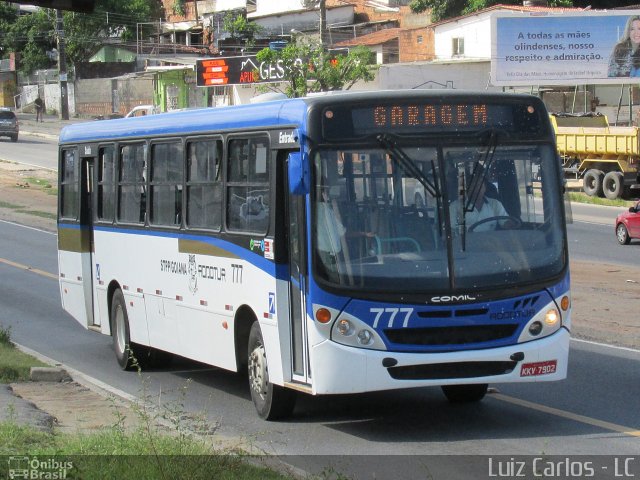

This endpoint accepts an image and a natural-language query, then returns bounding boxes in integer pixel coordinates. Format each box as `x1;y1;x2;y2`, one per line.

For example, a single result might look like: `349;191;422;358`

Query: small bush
0;325;11;346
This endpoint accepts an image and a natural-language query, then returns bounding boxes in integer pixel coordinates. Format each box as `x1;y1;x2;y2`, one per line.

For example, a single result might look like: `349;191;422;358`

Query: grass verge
23;176;56;195
567;191;636;208
0;200;55;221
0;324;295;479
0;423;291;479
0;325;47;383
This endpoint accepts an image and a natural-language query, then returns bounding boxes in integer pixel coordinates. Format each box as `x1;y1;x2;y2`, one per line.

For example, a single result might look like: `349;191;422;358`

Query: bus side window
186;139;222;230
118;143;147;224
97;146;115;221
60;149;78;220
150;141;183;227
226;137;270;233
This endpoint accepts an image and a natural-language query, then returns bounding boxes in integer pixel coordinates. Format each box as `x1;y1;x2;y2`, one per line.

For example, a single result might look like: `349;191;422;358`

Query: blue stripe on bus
57;222;82;230
58;223;286;278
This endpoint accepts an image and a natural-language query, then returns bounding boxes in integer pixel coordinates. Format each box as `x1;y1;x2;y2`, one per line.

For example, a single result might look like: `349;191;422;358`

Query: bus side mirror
288;152;309;195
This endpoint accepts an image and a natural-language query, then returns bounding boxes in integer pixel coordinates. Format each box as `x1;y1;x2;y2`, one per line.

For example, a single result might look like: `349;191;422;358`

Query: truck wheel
603;171;624;200
248;322;296;420
583;169;604;197
441;384;488;403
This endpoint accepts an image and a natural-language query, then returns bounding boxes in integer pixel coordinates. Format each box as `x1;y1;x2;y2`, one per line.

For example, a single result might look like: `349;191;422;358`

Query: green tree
410;0;573;22
63;0;160;65
0;5;56;74
0;0;159;73
222;10;262;48
256;39;376;98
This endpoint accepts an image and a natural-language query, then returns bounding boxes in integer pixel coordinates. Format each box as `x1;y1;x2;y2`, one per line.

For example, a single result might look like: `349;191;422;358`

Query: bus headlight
528;321;543;336
331;313;387;351
337;319;353;336
518;295;566;343
544;309;559;326
357;329;373;345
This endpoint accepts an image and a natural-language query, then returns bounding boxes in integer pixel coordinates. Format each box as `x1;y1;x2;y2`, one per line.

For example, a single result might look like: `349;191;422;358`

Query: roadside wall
43;82;76;116
74;77;154;117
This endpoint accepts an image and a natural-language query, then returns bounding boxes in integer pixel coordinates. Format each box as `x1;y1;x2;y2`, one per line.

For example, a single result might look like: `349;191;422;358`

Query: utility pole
56;9;69;120
319;0;327;46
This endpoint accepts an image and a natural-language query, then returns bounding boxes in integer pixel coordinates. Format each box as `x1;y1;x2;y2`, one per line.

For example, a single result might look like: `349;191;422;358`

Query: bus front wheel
441;384;488;403
247;322;296;420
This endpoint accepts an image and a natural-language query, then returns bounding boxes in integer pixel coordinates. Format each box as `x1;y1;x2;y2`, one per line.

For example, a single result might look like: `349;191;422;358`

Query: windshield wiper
376;134;440;199
464;129;500;213
459;129;502;251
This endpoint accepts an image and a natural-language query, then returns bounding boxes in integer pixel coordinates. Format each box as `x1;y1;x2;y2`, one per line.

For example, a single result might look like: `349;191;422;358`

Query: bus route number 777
371;308;414;329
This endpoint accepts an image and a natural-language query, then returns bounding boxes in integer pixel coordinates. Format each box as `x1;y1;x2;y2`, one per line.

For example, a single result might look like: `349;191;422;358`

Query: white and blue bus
58;91;571;419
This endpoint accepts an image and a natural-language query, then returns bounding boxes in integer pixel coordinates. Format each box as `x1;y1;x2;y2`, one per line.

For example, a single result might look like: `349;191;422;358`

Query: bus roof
59;97;310;144
59;90;543;144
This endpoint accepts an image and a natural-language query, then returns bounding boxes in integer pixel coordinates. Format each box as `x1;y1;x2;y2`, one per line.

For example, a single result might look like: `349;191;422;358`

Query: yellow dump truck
550;113;640;199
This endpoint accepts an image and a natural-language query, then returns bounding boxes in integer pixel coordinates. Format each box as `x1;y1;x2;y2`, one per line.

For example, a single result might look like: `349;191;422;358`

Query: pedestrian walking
34;96;44;122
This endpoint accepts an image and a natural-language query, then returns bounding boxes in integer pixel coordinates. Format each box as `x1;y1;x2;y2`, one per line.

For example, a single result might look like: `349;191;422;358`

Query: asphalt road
0;218;638;480
0;134;58;171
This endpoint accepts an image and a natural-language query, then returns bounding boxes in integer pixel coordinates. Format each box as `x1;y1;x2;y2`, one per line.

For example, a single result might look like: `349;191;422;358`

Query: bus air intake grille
387;361;517;380
383;324;518;346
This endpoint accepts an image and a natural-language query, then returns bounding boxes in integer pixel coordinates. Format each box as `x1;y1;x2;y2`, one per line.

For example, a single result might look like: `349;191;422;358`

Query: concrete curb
13;342;138;404
21;130;59;141
30;366;71;382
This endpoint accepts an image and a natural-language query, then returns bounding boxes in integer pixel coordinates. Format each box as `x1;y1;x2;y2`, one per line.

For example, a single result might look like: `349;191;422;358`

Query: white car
125;105;160;118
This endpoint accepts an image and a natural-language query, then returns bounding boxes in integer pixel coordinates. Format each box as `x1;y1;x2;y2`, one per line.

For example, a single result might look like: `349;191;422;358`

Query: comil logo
429;294;477;303
8;457;73;479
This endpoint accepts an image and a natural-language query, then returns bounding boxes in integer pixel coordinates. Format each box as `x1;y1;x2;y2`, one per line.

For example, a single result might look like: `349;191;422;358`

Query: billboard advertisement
196;56;300;86
492;11;640;86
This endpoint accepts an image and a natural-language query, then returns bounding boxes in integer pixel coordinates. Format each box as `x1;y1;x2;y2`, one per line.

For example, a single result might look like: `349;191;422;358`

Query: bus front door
288;193;310;384
79;153;98;328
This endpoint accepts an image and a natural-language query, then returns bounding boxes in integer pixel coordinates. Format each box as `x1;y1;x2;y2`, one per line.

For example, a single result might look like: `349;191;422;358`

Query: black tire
583;169;604;197
441;384;488;403
603;171;624;200
11;134;17;143
248;322;296;420
110;289;144;370
616;223;631;245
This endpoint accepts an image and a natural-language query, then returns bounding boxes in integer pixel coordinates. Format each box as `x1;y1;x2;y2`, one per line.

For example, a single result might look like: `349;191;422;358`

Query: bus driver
449;166;511;233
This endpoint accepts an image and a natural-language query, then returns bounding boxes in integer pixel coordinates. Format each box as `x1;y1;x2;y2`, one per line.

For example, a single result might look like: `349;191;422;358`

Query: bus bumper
308;327;570;395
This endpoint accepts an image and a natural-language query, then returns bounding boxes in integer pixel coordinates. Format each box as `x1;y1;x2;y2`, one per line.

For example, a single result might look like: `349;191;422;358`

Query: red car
616;200;640;245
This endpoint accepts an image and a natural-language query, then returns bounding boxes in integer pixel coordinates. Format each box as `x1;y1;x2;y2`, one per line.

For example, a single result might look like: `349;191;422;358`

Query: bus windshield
312;139;565;294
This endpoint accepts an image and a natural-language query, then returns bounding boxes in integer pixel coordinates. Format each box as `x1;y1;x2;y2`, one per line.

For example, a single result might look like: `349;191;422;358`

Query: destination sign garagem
321;101;545;139
370;104;490;129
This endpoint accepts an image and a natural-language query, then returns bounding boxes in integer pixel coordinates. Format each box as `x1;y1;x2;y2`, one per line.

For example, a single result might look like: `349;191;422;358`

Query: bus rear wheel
441;384;488;403
248;322;296;420
111;289;145;371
